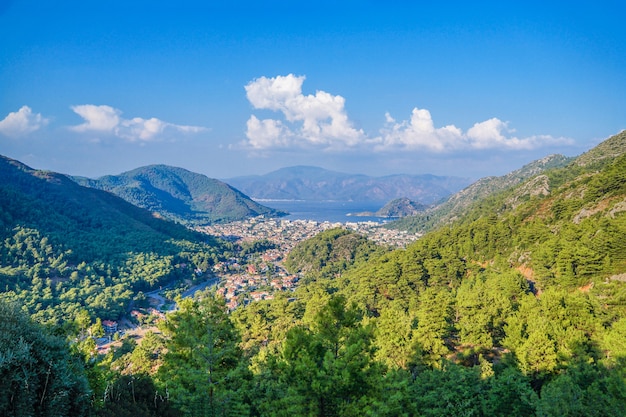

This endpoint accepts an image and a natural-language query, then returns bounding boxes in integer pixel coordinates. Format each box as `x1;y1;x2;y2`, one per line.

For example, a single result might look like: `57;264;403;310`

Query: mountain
350;197;427;218
0;155;227;322
0;156;209;261
269;131;626;413
574;130;626;168
73;165;285;225
339;130;626;317
376;197;427;217
5;130;626;415
389;153;572;233
225;166;471;204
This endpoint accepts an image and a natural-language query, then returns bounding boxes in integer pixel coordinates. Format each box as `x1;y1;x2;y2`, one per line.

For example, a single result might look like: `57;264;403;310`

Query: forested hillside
0;155;227;323
2;131;626;416
260;131;626;413
390;153;571;233
229;130;626;415
375;197;427;217
74;165;284;225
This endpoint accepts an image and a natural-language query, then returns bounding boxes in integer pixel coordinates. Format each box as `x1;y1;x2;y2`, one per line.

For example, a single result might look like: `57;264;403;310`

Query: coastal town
201;216;421;252
97;217;420;352
198;217;421;310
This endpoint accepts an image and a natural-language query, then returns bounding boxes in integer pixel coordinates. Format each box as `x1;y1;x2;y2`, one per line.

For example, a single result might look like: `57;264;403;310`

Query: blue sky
1;1;625;180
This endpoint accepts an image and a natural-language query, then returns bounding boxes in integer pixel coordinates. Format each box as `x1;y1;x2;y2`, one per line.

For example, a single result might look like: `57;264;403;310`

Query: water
259;200;390;224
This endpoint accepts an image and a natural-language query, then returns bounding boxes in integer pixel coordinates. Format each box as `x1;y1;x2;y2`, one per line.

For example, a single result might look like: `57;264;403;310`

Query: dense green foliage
375;197;426;217
95;374;177;417
390;153;572;233
0;156;228;323
284;228;387;282
74;164;285;225
156;295;250;416
0;302;90;416
229;131;626;415
2;131;626;416
0;157;206;259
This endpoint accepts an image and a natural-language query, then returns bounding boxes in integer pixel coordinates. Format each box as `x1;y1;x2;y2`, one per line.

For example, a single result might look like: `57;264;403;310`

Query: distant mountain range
73;165;285;225
225;166;471;204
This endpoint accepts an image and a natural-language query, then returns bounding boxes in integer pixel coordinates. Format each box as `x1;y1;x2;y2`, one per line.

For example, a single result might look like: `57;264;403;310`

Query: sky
1;1;625;181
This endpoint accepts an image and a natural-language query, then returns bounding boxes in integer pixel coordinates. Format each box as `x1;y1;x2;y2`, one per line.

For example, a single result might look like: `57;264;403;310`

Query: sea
257;200;391;224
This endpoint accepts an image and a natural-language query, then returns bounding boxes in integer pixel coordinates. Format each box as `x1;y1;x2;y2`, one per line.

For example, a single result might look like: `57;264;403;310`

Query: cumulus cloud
0;106;49;138
246;115;292;149
465;118;565;150
69;104;206;141
379;108;465;151
379;109;572;152
244;74;365;149
70;105;120;132
243;74;571;153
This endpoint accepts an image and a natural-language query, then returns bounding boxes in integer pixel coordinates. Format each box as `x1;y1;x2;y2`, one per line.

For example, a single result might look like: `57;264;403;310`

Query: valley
2;4;623;415
1;130;626;416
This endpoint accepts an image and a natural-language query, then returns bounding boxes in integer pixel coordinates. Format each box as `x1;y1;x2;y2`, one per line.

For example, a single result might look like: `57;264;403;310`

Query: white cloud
379;109;572;152
244;74;365;149
0;106;49;138
243;74;571;154
70;104;206;141
379;108;465;151
465;118;568;150
246;115;293;149
70;105;120;132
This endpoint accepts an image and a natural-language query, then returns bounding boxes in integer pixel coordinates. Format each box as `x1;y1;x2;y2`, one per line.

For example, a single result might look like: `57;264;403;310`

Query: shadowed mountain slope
74;165;285;225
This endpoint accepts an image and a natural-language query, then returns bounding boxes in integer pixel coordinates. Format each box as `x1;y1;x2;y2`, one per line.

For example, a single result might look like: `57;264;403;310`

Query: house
102;320;118;334
283;275;299;288
250;291;269;301
130;310;144;320
147;308;166;320
227;299;239;311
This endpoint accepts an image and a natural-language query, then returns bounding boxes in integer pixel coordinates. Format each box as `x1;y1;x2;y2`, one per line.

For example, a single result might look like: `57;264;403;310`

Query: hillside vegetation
225;130;626;415
2;131;626;416
0;155;227;323
74;164;284;225
376;197;427;217
390;153;571;233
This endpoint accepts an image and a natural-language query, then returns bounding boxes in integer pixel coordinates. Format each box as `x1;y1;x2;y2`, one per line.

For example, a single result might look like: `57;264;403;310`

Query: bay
258;200;389;223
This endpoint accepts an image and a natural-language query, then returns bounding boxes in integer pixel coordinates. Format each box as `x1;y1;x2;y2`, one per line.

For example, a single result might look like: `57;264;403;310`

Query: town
199;217;421;310
97;217;420;353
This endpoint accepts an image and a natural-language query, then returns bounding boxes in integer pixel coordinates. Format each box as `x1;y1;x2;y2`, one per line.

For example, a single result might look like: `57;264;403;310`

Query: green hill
376;197;427;217
389;153;571;233
574;130;626;168
0;155;226;323
74;165;285;225
4;131;626;416
349;197;428;218
348;130;626;310
240;131;626;415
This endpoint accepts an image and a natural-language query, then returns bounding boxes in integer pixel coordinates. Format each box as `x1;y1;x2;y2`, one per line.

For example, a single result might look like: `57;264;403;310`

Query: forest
72;164;285;225
1;131;626;416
